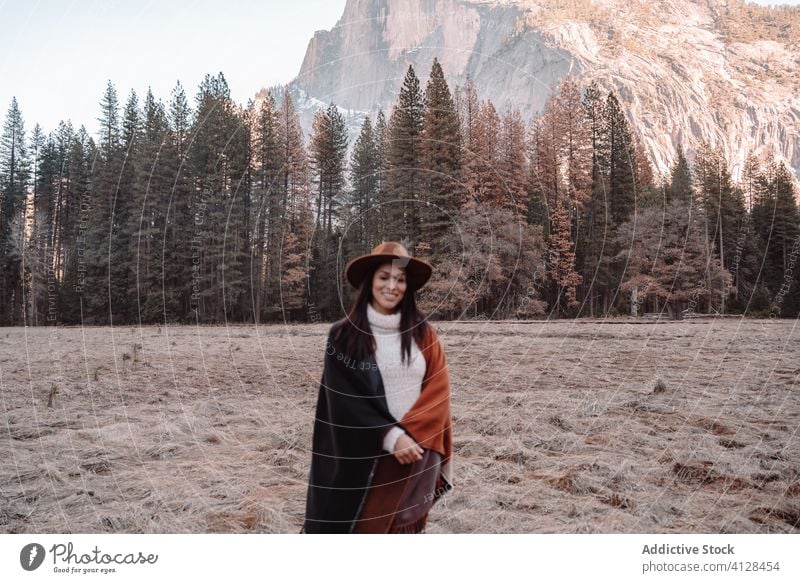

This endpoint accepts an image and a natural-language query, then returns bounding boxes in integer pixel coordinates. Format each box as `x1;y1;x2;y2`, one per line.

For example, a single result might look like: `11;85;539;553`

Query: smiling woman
302;241;454;534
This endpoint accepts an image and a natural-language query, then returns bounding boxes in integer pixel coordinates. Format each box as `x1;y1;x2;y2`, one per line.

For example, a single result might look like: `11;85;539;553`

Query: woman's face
371;262;407;315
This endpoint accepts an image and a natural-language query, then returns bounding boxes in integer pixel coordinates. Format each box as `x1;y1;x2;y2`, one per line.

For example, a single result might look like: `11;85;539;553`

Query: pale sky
0;0;348;136
0;0;795;139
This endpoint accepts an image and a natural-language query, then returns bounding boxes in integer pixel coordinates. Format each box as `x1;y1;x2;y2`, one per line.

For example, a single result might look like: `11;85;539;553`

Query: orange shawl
398;322;453;467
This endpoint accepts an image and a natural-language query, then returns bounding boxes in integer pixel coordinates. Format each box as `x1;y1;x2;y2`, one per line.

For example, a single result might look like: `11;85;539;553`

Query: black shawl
302;320;399;534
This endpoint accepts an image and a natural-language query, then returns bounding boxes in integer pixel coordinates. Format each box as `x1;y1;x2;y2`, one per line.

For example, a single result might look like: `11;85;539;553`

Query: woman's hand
393;433;424;464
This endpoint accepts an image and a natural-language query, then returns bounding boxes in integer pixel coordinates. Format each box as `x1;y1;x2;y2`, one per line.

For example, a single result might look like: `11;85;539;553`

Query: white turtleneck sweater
366;302;427;453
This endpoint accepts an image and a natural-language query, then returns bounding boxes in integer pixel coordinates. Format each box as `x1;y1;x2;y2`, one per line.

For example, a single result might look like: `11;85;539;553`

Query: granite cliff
284;0;800;179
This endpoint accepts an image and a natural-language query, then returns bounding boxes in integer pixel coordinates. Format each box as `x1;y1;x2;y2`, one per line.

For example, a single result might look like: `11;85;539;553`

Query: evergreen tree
84;82;124;323
188;73;250;322
98;80;120;154
348;115;379;255
374;110;388;242
499;107;527;218
465;100;503;208
740;152;761;212
57;127;94;324
525;118;549;230
454;75;479;158
577;82;613;316
129;89;174;322
666;143;692;205
531;85;585;316
166;81;193;319
309;103;348;318
549;199;583;315
421;58;462;258
310;103;347;237
752;161;800;316
0;97;31;325
251;91;284;323
108;90;140;322
277;88;311;320
606;92;637;224
28;123;49;325
694;144;746;312
386;65;424;243
52;121;75;280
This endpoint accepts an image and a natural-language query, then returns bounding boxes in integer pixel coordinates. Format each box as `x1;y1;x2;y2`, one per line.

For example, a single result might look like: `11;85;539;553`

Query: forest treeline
0;59;798;325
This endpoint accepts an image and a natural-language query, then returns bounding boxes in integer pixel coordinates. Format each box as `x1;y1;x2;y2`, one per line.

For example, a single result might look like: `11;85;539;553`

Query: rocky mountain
283;0;800;181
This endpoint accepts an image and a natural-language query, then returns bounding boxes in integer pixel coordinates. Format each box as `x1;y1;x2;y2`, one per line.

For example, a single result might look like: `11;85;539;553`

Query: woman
302;241;453;534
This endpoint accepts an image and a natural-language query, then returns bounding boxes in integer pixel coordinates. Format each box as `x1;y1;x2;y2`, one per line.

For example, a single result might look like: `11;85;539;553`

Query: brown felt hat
345;241;433;292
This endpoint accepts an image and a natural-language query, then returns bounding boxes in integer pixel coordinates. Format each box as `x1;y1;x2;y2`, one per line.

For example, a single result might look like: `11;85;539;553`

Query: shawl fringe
390;513;428;534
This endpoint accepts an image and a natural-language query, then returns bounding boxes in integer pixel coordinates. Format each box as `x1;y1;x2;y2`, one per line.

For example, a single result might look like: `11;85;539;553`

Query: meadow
1;318;798;533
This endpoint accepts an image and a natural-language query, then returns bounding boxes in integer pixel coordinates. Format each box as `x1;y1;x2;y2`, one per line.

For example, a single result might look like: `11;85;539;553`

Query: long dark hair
332;262;429;366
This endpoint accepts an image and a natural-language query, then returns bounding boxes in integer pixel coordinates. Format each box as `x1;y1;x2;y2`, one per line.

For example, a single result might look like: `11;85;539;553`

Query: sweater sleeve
382;425;406;453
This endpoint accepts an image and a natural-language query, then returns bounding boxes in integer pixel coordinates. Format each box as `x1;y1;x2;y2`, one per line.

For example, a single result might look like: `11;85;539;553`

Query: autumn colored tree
616;199;732;318
499;107;528;218
419;200;546;320
465;100;503;208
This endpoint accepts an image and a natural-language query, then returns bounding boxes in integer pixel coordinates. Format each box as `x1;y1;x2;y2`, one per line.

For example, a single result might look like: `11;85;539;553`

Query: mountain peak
288;0;800;179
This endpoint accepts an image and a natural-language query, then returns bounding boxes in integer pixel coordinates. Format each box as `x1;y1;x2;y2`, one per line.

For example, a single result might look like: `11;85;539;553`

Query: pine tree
464;100;503;208
549;199;583;315
577;82;613;316
666;143;692;205
386;65;424;243
740;152;761;212
374;110;388;242
454;75;479;158
348;115;379;255
129;89;174;322
0;98;31;325
606;92;637;224
57;127;94;324
165;81;193;320
694;144;746;312
310;103;347;237
98;80;120;154
251;91;284;323
758;161;800;316
277;88;311;320
499;107;527;218
557;78;591;219
421;58;462;258
188;73;250;322
109;90;140;322
28;123;49;325
309;103;348;318
555;78;592;309
525;116;549;231
84;81;124;323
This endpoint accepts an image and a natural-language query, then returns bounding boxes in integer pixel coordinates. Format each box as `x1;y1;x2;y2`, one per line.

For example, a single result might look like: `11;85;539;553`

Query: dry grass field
1;318;798;533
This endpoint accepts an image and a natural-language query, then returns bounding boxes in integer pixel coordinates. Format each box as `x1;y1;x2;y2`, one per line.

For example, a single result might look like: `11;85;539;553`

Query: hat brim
345;254;433;292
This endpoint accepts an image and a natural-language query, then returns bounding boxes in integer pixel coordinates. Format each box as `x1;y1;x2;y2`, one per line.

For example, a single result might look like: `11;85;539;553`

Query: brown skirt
351;449;442;534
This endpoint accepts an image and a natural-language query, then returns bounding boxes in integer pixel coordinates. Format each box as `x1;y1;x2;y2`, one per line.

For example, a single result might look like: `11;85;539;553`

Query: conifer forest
1;59;798;326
